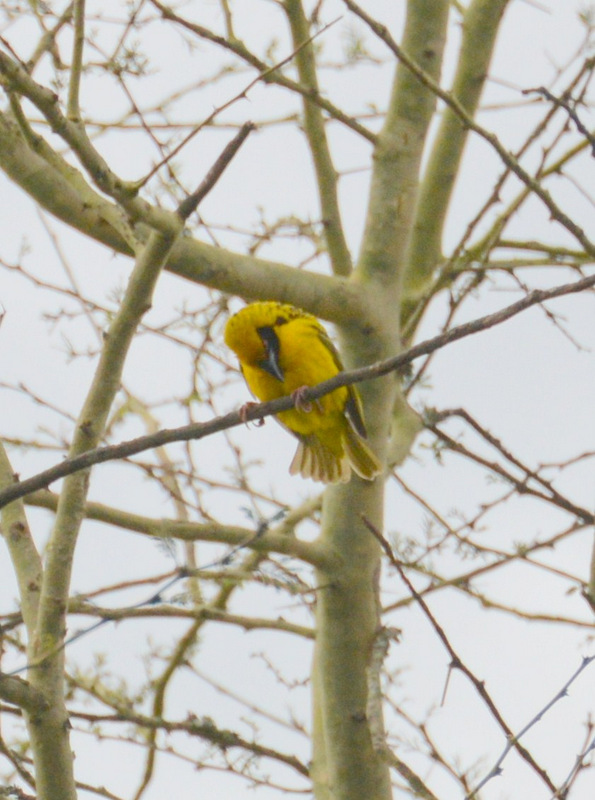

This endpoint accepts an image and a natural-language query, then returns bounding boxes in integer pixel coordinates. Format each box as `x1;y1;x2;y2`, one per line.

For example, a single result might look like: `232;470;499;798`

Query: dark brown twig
524;85;595;156
176;123;255;221
342;0;595;257
1;272;594;510
361;516;557;796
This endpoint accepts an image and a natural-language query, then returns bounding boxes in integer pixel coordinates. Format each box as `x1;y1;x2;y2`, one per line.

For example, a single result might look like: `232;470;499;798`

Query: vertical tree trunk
312;480;392;800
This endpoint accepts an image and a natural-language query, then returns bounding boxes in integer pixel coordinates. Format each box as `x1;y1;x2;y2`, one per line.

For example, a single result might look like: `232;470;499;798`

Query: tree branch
1;272;594;510
343;0;595;258
148;0;376;143
26;491;334;569
66;0;85;120
428;408;594;523
176;122;255;221
405;0;510;299
362;517;557;795
0;442;42;634
284;0;353;276
355;0;449;284
0;673;48;714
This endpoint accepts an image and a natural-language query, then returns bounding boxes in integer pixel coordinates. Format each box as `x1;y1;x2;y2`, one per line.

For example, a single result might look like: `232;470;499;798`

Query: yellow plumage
224;301;381;484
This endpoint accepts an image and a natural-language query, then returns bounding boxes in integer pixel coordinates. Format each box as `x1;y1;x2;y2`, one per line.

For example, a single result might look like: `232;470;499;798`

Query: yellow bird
224;301;381;484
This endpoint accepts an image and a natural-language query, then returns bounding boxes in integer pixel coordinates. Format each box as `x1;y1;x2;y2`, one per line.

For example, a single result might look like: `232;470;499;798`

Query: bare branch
343;0;595;257
362;517;558;795
176;122;255;221
66;0;85;120
468;655;595;798
1;272;593;510
524;84;595;155
0;673;48;714
148;0;376;143
429;408;594;523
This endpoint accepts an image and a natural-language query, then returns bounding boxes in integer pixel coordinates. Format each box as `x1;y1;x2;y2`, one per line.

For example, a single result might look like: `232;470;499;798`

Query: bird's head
224;302;301;380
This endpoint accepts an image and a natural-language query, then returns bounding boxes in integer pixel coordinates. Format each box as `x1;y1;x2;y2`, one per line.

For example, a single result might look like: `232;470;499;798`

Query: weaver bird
224;301;381;483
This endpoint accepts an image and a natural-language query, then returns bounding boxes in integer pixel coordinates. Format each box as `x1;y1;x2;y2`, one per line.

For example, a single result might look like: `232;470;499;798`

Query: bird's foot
291;386;322;413
239;401;265;427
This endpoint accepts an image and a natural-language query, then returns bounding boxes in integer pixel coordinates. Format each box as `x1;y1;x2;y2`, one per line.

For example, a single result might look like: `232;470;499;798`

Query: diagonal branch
362;517;558;796
343;0;595;258
148;0;376;143
428;409;593;523
0;272;594;510
138;17;340;189
176;122;255;220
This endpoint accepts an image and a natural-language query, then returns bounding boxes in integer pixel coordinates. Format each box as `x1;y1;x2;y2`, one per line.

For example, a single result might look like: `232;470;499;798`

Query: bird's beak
264;343;284;382
258;327;284;382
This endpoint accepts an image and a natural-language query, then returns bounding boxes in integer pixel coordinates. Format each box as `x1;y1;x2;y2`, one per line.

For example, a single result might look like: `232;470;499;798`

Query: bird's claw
239;401;265;427
291;386;322;413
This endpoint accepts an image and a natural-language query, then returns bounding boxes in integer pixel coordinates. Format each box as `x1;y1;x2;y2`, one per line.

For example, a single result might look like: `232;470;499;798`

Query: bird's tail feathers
343;427;382;481
289;438;350;484
289;431;381;484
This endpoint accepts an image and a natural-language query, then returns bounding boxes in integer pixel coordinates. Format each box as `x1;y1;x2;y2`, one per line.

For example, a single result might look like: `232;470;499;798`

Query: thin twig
524;85;595;156
469;656;595;798
148;0;375;143
176;122;255;220
361;516;557;795
139;15;344;187
342;0;595;257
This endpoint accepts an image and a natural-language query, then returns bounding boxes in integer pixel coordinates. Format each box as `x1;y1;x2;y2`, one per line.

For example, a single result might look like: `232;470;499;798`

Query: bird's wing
316;327;368;439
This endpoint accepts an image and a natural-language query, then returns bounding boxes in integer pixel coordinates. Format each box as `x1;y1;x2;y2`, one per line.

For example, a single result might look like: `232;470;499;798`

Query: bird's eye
275;316;288;326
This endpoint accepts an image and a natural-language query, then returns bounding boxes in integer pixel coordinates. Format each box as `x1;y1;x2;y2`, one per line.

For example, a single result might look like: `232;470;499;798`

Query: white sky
0;1;594;798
